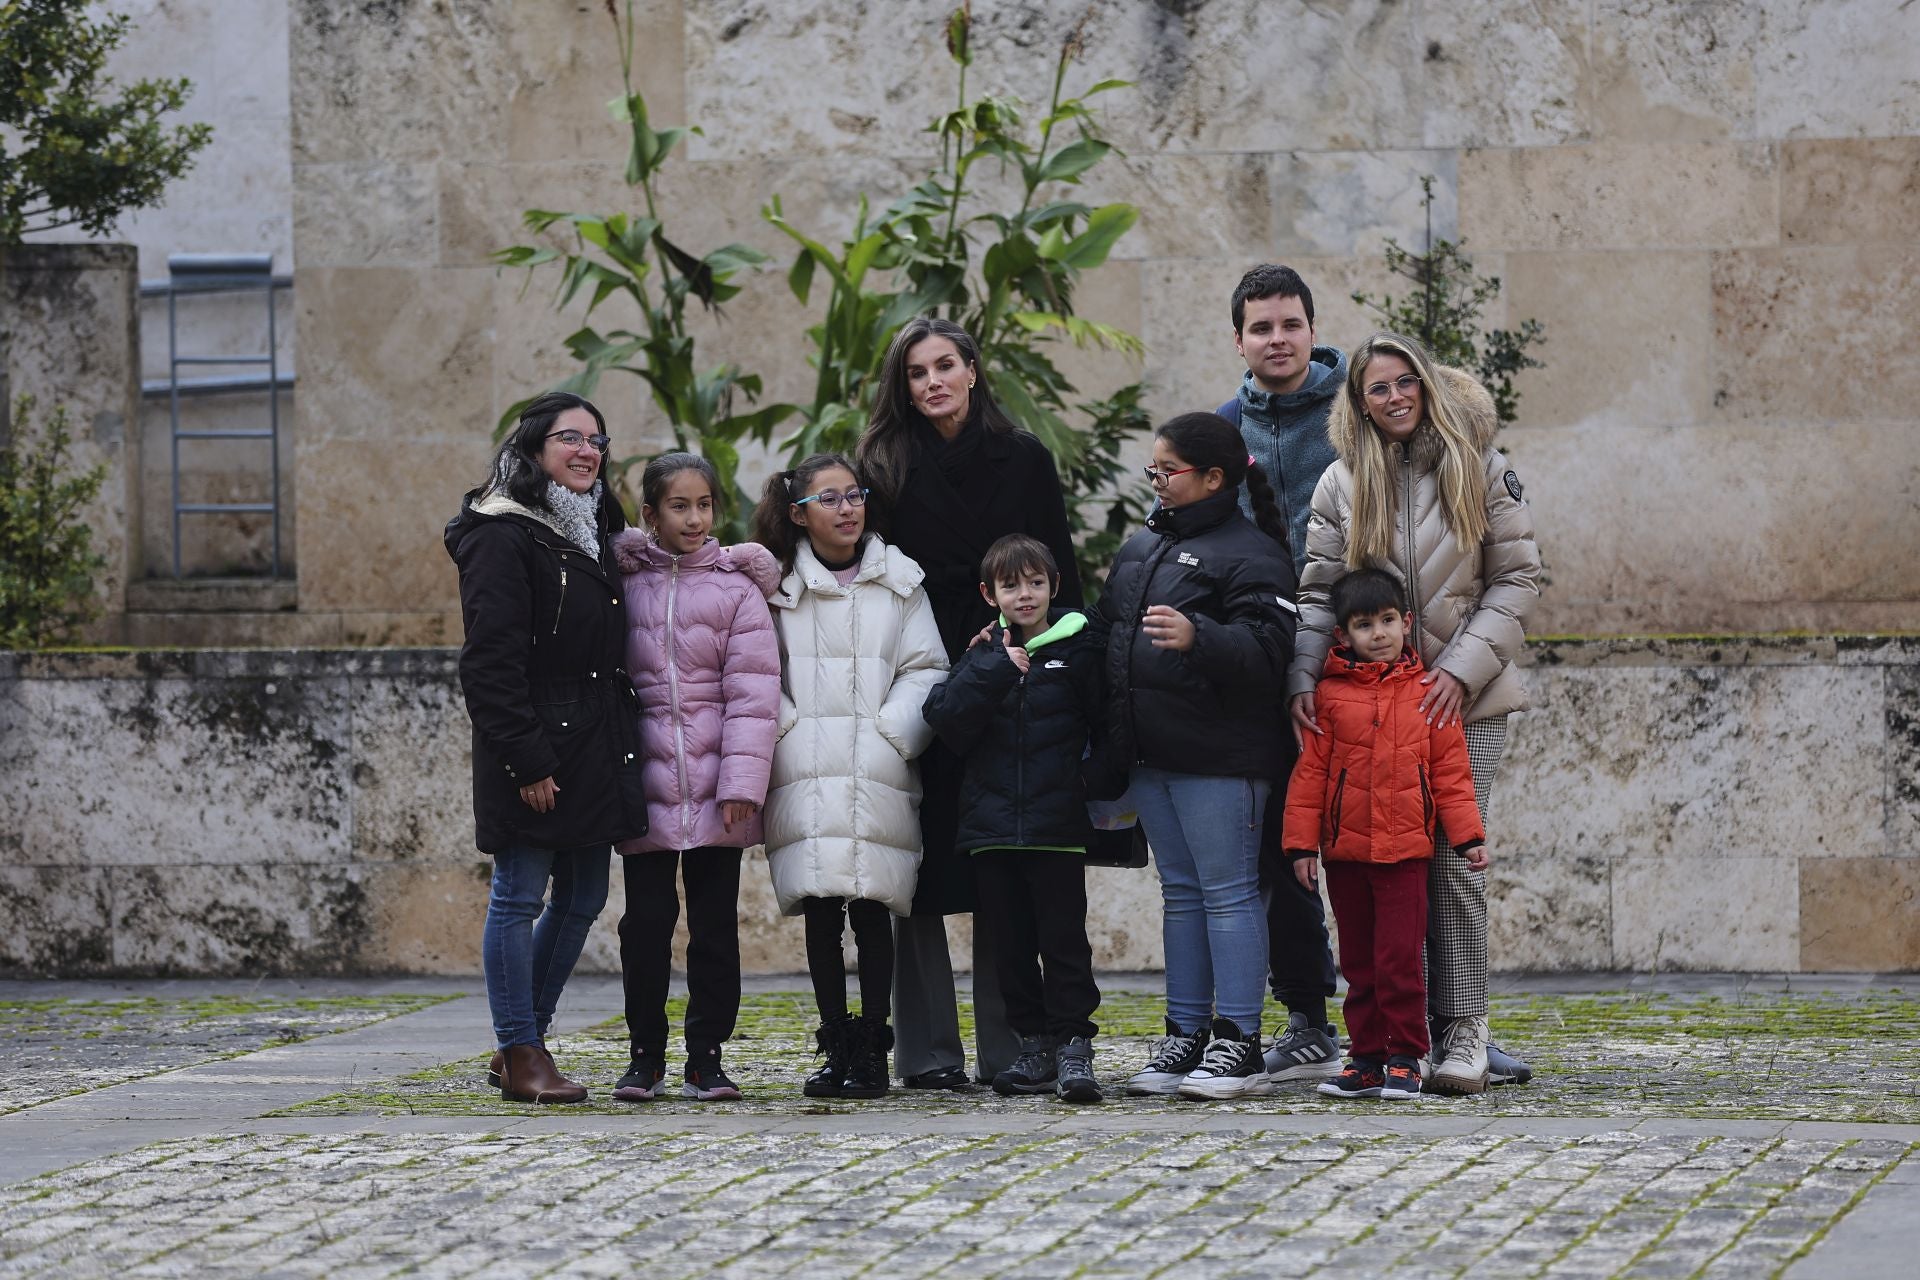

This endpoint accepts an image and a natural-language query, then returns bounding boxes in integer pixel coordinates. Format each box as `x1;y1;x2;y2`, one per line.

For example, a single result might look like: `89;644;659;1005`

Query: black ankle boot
840;1016;892;1099
803;1014;853;1098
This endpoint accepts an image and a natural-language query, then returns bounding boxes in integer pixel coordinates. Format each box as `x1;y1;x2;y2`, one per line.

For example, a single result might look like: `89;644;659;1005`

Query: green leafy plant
1352;176;1546;427
0;0;214;242
0;395;107;648
765;3;1149;595
492;0;792;534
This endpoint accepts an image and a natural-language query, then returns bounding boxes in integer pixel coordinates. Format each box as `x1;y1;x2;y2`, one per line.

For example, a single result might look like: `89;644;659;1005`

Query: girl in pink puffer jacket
607;453;782;1104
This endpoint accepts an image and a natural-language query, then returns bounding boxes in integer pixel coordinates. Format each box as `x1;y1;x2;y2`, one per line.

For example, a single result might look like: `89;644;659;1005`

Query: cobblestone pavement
283;987;1920;1124
0;993;451;1115
0;1128;1910;1278
0;978;1914;1278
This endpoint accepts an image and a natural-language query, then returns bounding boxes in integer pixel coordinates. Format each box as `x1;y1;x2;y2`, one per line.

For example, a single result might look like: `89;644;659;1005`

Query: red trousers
1324;859;1430;1062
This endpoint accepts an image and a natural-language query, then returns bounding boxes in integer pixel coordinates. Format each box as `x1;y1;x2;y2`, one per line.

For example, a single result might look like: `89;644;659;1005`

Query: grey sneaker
1054;1037;1102;1104
1487;1041;1534;1086
991;1035;1057;1096
1125;1018;1211;1095
1263;1010;1341;1081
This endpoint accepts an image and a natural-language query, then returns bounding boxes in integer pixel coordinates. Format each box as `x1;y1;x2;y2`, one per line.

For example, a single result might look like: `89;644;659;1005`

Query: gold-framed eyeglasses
1363;374;1422;402
545;428;611;453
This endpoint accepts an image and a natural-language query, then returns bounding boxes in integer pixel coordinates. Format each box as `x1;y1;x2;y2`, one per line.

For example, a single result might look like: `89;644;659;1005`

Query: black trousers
618;848;742;1056
801;896;894;1021
1259;847;1338;1020
974;850;1100;1041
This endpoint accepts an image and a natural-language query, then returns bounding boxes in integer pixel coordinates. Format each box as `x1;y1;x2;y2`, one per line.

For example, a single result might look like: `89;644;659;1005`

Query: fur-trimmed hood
1327;363;1499;469
609;530;781;599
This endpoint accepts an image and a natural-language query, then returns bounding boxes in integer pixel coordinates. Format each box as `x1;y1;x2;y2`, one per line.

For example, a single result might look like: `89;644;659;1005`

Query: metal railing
140;253;293;577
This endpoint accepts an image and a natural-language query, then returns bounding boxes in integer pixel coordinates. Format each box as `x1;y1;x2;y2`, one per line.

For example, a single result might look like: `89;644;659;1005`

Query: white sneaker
1427;1014;1490;1095
1177;1019;1274;1099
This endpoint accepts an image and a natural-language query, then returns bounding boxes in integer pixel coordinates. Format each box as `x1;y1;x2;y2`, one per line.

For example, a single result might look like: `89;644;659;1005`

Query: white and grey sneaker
1125;1018;1212;1095
1177;1018;1274;1100
1263;1010;1342;1081
1428;1014;1490;1096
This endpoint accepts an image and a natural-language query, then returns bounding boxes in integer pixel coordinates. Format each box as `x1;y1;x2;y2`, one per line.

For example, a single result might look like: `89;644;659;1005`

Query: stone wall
0;245;143;624
281;0;1920;644
3;637;1913;977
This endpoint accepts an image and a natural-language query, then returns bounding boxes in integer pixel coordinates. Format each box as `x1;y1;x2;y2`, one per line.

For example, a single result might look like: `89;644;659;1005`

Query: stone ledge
1527;633;1920;668
125;578;298;614
0;647;458;681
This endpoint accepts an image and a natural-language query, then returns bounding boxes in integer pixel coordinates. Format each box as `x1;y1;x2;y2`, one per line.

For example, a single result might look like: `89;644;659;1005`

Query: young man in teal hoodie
1217;263;1347;1084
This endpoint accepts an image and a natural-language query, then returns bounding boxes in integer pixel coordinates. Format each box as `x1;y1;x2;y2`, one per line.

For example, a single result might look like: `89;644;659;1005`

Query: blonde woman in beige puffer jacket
1288;332;1541;1097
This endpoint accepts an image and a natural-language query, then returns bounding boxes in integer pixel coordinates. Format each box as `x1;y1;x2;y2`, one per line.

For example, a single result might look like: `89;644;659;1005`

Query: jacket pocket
1419;763;1434;834
533;696;603;736
1329;769;1348;841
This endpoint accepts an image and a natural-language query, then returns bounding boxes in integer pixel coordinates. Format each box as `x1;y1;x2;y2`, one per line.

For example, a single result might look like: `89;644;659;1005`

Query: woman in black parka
443;391;648;1104
856;316;1081;1091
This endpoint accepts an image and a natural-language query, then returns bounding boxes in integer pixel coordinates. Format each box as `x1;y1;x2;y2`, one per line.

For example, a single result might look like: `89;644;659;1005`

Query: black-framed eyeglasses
1363;374;1422;402
1142;464;1197;488
546;428;612;453
795;487;870;511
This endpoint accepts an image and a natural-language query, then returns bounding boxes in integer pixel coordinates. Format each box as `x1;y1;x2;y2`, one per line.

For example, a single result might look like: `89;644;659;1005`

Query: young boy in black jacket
922;534;1110;1103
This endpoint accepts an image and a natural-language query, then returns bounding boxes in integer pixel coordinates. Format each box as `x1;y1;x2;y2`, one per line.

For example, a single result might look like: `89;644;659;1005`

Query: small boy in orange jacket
1282;568;1487;1101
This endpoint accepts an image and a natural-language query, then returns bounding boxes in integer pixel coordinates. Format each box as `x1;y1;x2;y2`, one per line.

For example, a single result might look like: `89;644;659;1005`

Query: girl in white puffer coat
750;452;948;1100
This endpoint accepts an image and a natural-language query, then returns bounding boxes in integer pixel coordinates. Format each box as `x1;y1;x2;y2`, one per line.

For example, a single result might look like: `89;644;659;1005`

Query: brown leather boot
487;1049;504;1088
500;1043;587;1104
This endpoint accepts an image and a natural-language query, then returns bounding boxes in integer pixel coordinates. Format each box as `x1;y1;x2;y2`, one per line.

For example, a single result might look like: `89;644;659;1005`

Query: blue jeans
1131;768;1270;1036
483;844;612;1049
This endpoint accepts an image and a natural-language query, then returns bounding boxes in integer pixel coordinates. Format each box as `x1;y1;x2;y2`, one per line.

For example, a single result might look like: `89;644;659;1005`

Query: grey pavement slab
1;976;1917;1278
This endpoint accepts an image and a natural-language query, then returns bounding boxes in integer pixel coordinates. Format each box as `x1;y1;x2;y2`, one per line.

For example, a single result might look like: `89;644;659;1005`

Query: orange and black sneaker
1381;1057;1423;1101
1316;1059;1385;1099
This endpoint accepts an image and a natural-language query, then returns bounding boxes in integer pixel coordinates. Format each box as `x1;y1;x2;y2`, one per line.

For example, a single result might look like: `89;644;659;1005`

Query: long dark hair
749;452;861;572
1154;411;1291;557
856;316;1020;505
487;391;608;509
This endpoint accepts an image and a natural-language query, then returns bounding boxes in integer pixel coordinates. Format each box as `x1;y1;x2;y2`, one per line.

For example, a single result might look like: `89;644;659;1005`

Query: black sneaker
1263;1011;1342;1082
1317;1059;1386;1099
612;1050;667;1102
1176;1018;1273;1099
681;1044;742;1101
1054;1037;1102;1103
1125;1018;1212;1096
992;1035;1058;1096
1381;1057;1422;1101
903;1066;973;1091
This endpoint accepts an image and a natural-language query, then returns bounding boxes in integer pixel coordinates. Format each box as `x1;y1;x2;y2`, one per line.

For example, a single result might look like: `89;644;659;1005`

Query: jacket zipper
1015;674;1027;845
552;568;569;635
666;555;691;842
1330;768;1347;839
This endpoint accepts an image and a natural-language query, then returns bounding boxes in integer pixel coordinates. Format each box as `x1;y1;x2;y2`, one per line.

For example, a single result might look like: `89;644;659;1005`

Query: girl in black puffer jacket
1100;412;1298;1101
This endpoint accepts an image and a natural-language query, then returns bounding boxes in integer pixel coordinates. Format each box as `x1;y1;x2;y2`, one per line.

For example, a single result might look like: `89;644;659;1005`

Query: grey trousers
1427;715;1508;1020
890;913;1021;1081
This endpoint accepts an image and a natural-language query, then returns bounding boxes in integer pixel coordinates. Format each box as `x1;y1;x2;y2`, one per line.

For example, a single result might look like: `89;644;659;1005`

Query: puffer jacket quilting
1288;365;1542;722
764;536;949;916
610;531;782;854
1281;646;1485;864
921;609;1113;853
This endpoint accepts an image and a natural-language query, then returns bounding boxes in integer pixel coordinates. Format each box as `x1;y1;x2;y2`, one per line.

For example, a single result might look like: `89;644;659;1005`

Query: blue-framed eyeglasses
794;487;869;511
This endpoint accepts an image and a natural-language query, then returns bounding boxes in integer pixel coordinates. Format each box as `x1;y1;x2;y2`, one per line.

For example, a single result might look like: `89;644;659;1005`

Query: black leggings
801;896;893;1021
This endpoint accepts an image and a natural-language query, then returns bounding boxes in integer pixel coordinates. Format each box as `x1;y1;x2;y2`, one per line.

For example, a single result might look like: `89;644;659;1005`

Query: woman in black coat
856;316;1082;1090
443;391;648;1104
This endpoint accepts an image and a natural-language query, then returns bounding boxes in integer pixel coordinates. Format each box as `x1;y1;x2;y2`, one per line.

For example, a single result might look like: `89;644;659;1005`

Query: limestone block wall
2;638;1913;977
0;245;143;624
281;0;1920;645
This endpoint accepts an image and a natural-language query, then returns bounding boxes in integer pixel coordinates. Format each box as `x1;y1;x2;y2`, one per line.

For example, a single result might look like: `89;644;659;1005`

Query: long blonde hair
1337;333;1489;569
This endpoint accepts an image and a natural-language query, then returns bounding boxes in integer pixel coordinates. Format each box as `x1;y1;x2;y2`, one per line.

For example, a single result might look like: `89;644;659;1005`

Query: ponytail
749;452;859;572
1153;411;1291;556
1243;460;1291;560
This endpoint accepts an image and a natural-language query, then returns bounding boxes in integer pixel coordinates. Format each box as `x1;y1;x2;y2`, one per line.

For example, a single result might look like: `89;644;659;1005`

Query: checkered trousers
1426;715;1509;1019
